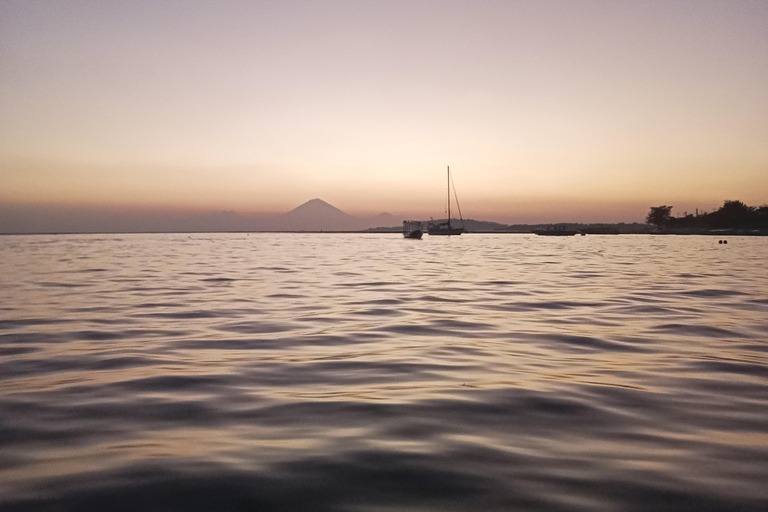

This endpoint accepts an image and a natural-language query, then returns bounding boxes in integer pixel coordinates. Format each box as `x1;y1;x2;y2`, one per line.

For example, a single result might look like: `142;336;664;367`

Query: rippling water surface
1;233;766;511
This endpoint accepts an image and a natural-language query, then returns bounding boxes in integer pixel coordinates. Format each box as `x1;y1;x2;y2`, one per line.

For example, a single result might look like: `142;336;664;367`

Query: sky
1;0;767;228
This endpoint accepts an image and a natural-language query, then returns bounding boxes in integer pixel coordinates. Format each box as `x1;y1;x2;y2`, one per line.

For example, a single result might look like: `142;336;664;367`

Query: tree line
646;201;768;230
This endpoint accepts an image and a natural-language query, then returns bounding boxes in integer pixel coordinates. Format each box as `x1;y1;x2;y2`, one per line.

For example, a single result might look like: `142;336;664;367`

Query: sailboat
428;166;464;236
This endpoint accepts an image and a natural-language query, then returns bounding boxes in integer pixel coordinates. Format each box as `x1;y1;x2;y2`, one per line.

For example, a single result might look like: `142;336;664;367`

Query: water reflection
0;233;766;510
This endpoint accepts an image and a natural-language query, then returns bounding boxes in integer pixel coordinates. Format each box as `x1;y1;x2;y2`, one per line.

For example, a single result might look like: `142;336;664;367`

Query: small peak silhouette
286;199;348;216
271;198;359;231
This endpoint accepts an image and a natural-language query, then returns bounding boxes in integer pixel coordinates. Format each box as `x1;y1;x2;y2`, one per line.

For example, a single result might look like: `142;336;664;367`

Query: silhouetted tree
646;206;673;228
707;200;755;228
648;200;767;231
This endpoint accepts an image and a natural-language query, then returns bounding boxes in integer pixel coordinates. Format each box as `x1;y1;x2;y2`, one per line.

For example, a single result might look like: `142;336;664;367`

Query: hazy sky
1;0;767;224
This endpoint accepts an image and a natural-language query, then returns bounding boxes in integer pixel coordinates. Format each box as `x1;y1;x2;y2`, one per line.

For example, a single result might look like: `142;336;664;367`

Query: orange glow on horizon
1;1;766;228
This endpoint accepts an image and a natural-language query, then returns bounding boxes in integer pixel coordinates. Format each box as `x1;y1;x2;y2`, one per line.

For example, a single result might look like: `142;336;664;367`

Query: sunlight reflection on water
0;233;766;511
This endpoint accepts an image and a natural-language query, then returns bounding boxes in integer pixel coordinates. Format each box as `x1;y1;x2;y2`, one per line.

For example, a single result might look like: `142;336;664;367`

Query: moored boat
428;220;464;236
403;220;423;239
533;224;579;236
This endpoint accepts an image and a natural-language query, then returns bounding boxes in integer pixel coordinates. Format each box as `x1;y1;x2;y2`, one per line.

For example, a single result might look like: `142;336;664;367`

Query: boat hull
534;231;578;236
403;230;423;239
428;227;463;236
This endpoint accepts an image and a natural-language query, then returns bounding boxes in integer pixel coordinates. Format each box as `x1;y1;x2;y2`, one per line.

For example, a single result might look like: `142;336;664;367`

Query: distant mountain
260;198;359;231
247;199;399;231
283;198;348;220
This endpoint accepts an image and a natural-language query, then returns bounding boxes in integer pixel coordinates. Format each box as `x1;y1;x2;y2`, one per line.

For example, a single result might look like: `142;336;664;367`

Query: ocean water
1;233;766;511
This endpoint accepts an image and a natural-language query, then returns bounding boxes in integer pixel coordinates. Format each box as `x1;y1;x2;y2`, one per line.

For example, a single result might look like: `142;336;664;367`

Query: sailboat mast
447;166;451;228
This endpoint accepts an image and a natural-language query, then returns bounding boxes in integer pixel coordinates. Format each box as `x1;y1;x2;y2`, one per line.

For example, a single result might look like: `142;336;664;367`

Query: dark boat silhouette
533;224;579;236
402;220;423;239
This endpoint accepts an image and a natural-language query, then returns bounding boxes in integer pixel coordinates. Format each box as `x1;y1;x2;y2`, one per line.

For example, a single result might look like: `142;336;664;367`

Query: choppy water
1;233;766;511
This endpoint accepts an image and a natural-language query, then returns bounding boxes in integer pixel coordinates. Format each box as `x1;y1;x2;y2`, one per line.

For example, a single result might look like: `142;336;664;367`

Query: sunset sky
1;0;767;226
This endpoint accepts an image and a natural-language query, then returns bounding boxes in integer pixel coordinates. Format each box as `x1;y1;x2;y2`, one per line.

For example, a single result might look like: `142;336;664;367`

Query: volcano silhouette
266;199;368;231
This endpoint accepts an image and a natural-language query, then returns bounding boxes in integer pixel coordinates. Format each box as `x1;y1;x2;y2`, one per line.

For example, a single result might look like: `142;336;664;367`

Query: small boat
533;224;579;236
428;166;464;236
402;220;423;239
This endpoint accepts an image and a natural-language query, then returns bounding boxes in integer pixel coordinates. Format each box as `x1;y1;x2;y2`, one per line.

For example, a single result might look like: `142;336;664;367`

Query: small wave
689;360;768;378
338;281;399;288
71;330;128;341
174;338;285;350
348;298;404;306
501;300;604;311
36;281;90;288
135;310;227;320
681;289;746;298
351;308;403;317
113;374;231;393
0;346;37;356
0;355;161;380
218;321;295;334
649;323;742;338
0;332;72;344
0;318;72;329
567;272;606;279
376;324;452;336
417;295;467;303
134;302;175;309
432;318;496;331
611;304;676;314
529;333;649;352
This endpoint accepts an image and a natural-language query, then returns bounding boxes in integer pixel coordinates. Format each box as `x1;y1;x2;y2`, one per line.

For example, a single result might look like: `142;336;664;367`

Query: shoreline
1;230;766;236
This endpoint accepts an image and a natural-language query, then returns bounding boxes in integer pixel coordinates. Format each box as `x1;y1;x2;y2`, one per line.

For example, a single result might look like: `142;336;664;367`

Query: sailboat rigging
428;166;464;236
